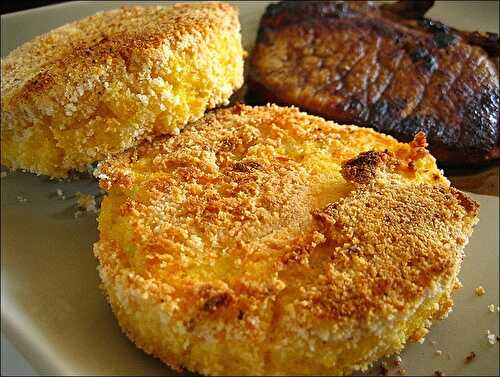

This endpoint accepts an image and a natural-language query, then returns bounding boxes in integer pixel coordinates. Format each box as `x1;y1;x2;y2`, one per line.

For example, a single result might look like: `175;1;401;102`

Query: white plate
1;1;499;376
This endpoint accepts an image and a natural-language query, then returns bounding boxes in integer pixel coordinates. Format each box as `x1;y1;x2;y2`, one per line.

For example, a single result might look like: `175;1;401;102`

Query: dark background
1;1;64;15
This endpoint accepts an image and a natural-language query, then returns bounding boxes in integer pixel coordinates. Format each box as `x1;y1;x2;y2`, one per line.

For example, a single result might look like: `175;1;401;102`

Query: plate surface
1;1;499;376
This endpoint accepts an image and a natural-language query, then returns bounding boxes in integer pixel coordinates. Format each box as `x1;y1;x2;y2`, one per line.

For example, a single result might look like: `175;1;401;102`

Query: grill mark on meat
327;37;352;94
330;35;364;86
314;32;364;109
351;37;379;110
411;48;466;117
446;48;474;105
336;44;367;99
248;0;499;166
308;32;352;99
414;47;468;120
406;77;429;118
374;50;405;105
367;36;382;104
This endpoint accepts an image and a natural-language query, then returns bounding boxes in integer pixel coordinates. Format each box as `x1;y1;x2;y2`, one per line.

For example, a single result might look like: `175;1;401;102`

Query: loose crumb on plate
16;195;28;203
465;351;476;363
475;286;486;296
74;210;85;219
397;368;406;376
55;188;66;200
435;349;443;356
486;330;497;345
434;370;446;377
76;192;97;213
488;304;496;313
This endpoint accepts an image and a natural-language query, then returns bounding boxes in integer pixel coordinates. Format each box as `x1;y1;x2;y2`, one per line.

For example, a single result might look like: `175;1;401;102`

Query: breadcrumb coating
1;3;244;177
95;105;478;375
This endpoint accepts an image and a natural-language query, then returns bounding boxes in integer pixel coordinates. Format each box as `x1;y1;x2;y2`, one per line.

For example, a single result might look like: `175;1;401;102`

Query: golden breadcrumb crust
1;3;244;177
94;104;479;375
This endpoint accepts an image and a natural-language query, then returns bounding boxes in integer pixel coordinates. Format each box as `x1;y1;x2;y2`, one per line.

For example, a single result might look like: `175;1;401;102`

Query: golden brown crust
341;150;398;184
1;3;244;176
309;181;478;321
95;105;478;375
2;3;238;99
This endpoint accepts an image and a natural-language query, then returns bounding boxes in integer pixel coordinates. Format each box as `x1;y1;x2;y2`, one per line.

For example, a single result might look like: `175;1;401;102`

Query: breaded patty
1;3;244;177
94;105;479;376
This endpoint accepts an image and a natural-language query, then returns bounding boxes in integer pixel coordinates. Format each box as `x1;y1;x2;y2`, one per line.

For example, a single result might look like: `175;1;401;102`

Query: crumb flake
435;349;443;356
488;304;496;313
434;370;446;377
397;368;406;375
76;192;97;213
465;351;476;363
56;188;66;200
486;330;497;345
475;286;486;296
16;195;28;203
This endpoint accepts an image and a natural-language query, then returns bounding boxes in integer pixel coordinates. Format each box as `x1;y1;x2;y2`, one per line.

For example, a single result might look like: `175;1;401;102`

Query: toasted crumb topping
1;3;244;177
94;105;479;376
2;4;239;100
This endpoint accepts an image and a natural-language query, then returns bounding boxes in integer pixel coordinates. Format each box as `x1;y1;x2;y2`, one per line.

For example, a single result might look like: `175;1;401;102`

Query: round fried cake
1;3;244;177
95;104;479;376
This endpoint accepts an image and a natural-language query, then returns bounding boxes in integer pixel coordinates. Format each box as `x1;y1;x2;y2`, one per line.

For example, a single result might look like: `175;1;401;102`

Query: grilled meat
247;1;499;166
